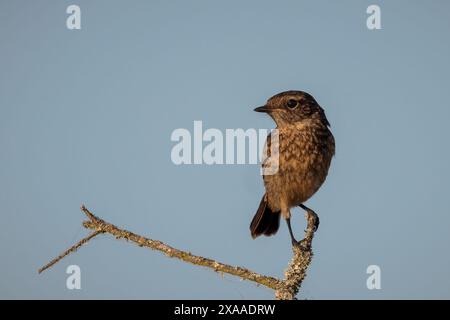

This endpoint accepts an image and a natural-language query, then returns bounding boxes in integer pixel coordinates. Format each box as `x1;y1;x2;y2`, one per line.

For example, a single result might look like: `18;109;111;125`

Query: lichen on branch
39;205;317;300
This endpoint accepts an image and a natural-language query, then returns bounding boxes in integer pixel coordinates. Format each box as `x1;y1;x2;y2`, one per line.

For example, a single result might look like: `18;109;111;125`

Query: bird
250;90;335;245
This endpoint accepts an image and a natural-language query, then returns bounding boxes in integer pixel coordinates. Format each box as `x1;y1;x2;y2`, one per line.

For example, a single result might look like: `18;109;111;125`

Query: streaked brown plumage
250;90;335;244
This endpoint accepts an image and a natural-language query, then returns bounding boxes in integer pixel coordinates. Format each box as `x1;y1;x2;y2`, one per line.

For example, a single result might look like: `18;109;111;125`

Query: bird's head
254;90;330;127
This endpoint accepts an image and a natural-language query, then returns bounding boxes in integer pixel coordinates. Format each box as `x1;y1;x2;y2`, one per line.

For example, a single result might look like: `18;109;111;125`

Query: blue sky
1;0;450;299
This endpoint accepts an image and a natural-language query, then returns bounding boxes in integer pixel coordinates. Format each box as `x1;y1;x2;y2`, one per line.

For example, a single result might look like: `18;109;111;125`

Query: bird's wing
261;130;281;177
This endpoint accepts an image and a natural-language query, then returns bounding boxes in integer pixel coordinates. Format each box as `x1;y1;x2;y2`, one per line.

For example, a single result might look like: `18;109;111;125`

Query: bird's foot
302;208;319;232
299;204;320;232
291;238;311;250
309;210;320;232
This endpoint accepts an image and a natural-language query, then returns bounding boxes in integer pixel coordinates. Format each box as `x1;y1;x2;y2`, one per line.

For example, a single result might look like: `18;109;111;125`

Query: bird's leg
286;218;299;246
299;204;320;231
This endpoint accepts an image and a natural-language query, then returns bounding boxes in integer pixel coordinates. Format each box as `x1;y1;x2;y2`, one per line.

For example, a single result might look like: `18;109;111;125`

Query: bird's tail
250;195;281;239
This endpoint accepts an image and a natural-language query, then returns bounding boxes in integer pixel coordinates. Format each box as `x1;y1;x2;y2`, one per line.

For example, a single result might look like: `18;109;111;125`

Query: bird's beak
254;105;270;113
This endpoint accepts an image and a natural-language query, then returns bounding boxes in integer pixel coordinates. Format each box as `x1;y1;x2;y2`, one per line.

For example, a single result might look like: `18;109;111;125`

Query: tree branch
38;230;103;274
39;205;317;299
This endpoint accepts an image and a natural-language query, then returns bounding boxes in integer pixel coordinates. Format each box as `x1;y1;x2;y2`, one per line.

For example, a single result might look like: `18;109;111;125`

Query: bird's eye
287;99;298;109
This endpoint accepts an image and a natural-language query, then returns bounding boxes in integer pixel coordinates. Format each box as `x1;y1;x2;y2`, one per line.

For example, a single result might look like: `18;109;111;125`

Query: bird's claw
292;238;310;250
307;210;320;232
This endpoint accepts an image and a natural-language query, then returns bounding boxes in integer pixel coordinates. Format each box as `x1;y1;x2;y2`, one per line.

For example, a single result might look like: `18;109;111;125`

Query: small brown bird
250;91;335;245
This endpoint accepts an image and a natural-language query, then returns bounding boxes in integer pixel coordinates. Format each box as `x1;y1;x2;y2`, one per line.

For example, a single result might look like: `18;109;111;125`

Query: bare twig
38;230;103;274
39;205;317;299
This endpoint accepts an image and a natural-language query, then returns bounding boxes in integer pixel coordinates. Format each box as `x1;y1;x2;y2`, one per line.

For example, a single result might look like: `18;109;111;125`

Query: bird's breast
262;121;334;212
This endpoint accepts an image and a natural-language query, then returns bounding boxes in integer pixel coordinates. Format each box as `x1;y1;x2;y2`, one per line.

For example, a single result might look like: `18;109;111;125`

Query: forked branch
39;205;318;300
